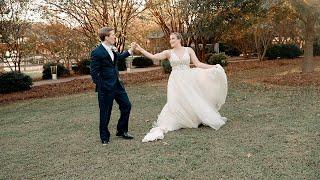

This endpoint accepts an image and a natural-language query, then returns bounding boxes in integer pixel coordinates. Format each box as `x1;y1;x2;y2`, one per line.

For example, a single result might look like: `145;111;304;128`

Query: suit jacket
90;44;130;92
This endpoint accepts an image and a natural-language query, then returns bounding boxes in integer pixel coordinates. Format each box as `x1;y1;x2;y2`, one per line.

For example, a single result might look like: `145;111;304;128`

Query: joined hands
130;42;142;52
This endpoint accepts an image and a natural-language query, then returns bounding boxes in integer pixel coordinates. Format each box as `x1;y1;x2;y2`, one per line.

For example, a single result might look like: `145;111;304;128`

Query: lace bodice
169;48;190;70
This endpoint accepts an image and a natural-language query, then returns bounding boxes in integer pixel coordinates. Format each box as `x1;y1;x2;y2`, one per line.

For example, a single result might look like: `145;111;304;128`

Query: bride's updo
171;32;183;42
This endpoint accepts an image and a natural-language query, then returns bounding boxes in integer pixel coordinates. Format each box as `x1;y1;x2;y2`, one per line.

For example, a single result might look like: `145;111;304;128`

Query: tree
221;0;263;58
146;0;236;60
27;22;91;69
253;3;279;61
270;3;302;45
146;0;189;37
290;0;320;73
223;0;303;60
44;0;146;52
125;11;161;50
0;0;33;72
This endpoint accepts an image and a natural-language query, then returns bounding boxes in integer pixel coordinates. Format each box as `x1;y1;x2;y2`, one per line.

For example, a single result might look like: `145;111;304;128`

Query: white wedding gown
142;48;228;142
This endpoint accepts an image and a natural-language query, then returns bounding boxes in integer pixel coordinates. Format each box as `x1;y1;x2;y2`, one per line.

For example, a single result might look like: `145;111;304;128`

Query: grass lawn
1;67;319;179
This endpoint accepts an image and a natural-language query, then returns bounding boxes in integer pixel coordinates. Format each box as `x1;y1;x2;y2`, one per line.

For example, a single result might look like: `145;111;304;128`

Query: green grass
1;74;319;179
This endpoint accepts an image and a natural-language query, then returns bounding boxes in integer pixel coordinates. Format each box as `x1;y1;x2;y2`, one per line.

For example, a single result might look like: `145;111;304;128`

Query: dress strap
184;47;188;55
169;49;174;60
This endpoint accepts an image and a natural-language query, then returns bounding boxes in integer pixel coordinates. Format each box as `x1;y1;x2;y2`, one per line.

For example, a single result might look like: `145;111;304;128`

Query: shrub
266;44;302;59
71;64;78;72
76;59;91;75
117;58;127;71
0;72;32;94
219;43;241;56
204;53;214;62
206;53;229;67
280;44;302;59
132;56;154;68
42;62;70;79
314;39;320;56
161;60;172;74
265;44;281;59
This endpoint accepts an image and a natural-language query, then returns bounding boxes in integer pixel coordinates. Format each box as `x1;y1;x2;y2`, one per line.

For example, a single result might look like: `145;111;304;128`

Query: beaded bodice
169;48;190;71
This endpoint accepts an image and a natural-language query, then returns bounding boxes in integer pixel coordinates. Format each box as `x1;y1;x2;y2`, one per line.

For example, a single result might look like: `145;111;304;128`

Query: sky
25;0;147;22
26;0;46;22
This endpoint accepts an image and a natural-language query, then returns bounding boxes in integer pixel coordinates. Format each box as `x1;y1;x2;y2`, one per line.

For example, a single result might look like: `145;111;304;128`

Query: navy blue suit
90;44;131;142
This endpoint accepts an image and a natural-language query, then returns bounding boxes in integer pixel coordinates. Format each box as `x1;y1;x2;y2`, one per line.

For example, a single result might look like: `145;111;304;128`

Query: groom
90;27;136;145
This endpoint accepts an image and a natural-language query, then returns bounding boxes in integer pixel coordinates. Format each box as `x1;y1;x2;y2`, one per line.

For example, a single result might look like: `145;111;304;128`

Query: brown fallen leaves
1;57;319;105
225;58;302;74
226;57;320;88
0;69;169;104
260;71;320;87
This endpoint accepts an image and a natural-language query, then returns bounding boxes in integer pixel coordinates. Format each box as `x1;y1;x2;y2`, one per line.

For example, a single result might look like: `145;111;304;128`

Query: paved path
228;58;259;62
32;66;161;87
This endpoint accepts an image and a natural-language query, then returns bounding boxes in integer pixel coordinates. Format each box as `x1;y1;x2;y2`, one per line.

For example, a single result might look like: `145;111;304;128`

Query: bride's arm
136;45;170;61
188;47;214;69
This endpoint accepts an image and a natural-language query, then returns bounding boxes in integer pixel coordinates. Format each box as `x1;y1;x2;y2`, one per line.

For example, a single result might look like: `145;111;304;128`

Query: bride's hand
135;44;143;51
130;42;137;50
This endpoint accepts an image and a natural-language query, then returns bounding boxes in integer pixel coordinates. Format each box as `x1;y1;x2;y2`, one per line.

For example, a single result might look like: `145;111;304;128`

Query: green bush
132;56;154;68
0;72;33;94
161;60;172;74
42;63;70;80
71;64;78;72
314;39;320;56
265;45;281;59
117;59;127;71
281;44;302;59
204;53;214;62
206;53;228;67
219;43;241;57
76;59;91;75
205;43;241;57
266;44;302;59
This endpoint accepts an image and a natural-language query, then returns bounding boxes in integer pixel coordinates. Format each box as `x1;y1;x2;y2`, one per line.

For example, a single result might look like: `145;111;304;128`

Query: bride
135;32;228;142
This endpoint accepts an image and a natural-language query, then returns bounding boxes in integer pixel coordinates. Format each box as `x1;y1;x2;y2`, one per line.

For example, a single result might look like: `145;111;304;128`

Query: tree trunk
18;61;21;72
18;55;21;72
14;62;17;72
254;28;262;60
302;15;315;73
66;58;71;71
261;46;267;61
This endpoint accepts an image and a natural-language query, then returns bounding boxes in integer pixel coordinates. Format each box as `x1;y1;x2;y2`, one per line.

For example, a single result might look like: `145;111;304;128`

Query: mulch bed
0;69;169;105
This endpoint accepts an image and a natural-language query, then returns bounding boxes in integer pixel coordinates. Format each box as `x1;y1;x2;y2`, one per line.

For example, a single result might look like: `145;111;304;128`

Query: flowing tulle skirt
142;64;228;142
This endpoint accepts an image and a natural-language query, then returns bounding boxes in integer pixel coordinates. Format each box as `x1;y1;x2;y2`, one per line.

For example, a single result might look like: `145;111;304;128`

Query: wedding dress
142;47;228;142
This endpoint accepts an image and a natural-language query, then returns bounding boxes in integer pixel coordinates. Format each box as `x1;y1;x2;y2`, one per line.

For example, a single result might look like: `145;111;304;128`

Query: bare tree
254;23;275;60
44;0;146;52
146;0;188;37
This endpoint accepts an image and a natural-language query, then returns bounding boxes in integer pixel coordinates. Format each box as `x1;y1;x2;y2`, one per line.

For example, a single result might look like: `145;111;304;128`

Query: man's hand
130;42;138;50
128;42;137;55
